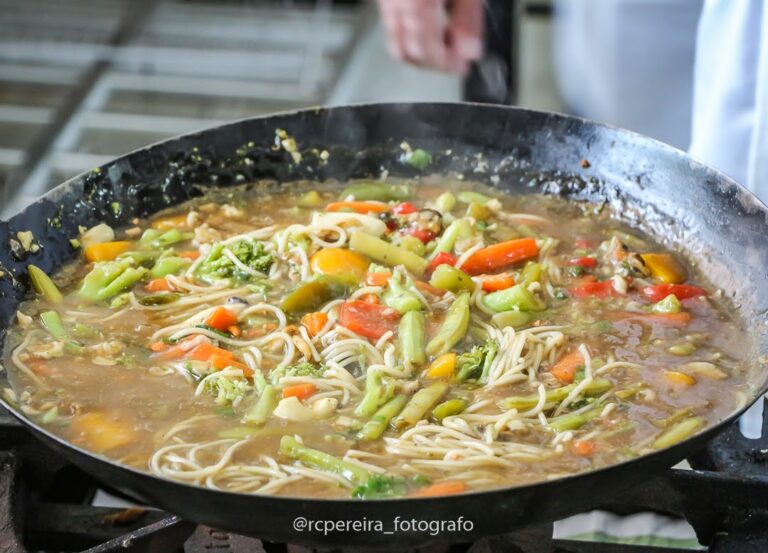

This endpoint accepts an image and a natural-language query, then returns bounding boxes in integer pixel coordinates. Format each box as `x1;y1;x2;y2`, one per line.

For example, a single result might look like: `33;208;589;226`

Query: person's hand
377;0;484;74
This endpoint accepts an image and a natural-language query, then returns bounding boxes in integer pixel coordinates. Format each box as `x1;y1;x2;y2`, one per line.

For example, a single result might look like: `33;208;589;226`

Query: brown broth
2;180;752;499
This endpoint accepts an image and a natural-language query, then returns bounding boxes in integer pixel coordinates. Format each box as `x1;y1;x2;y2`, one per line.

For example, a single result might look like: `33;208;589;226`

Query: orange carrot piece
549;350;585;384
301;312;329;337
227;325;241;337
326;201;390;214
410;481;468;497
282;383;317;400
570;440;597;456
480;273;515;292
146;278;174;292
83;241;133;263
205;306;239;332
186;342;225;362
461;238;539;275
366;272;392;287
414;280;446;297
608;311;692;327
178;250;201;260
149;342;168;352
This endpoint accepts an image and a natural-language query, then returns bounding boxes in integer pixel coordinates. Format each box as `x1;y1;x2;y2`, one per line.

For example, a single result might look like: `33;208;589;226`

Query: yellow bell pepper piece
71;412;138;452
151;214;188;230
641;253;687;283
83;241;133;263
427;353;457;379
310;248;369;281
663;370;696;386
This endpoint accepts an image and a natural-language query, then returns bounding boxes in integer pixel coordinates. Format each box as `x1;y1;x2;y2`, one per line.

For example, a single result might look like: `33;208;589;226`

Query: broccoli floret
352;475;408;499
196;239;273;284
282;361;326;378
456;340;498;382
204;374;251;406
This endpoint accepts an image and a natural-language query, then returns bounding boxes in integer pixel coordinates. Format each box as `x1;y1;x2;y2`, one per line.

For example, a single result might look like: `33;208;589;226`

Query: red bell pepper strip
641;284;707;303
392;202;418;215
566;257;598;269
568;280;617;298
338;300;400;340
426;251;458;275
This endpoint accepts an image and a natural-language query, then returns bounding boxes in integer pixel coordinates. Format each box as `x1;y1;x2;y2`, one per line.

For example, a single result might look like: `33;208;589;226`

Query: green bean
28;265;63;304
279;435;370;485
520;262;543;287
484;284;545;313
432;398;467;421
358;394;408;440
150;256;191;278
400;311;426;366
281;275;353;313
428;219;472;260
548;407;601;432
491;310;532;329
457;191;492;205
40;310;67;340
429;264;475;293
426;292;470;357
499;379;612;410
349;232;428;275
435;192;456;213
466;202;491;220
355;369;394;417
339;182;411;202
242;385;278;426
652;417;704;449
297;190;322;208
393;382;449;430
382;268;422;313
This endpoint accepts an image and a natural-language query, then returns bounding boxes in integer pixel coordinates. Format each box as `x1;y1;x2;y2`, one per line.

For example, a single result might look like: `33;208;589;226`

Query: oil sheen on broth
2;180;751;499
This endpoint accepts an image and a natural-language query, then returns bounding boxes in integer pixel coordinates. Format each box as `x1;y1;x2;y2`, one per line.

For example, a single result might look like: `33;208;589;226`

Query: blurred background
0;0;699;216
0;0;452;215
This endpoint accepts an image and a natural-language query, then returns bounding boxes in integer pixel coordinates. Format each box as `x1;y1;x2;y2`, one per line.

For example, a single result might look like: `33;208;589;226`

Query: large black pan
0;103;766;547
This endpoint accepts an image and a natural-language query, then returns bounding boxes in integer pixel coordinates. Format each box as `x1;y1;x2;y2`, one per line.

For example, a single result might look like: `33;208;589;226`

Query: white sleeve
689;0;768;196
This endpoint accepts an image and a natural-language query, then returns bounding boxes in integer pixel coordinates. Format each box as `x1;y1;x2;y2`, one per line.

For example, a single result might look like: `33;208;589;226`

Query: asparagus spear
358;394;408;441
355;369;394;418
242;385;278;426
400;311;426;366
426;292;470;357
432;398;467;421
349;232;428;276
279;435;370;485
652;417;704;449
393;382;449;430
499;379;612;411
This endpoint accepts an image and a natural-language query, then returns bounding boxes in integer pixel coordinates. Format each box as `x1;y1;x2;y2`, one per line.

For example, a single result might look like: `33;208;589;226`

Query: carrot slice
205;306;239;332
301;312;329;337
480;273;515;292
608;311;691;327
549;350;585;384
414;280;446;297
146;277;174;292
461;238;539;275
227;325;241;337
84;241;133;263
410;481;468;497
149;342;168;352
570;440;597;456
178;250;201;260
282;383;317;400
366;272;392;287
326;201;390;214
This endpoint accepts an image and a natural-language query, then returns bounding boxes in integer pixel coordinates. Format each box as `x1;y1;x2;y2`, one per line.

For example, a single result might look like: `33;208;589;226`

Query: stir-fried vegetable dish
2;179;750;499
